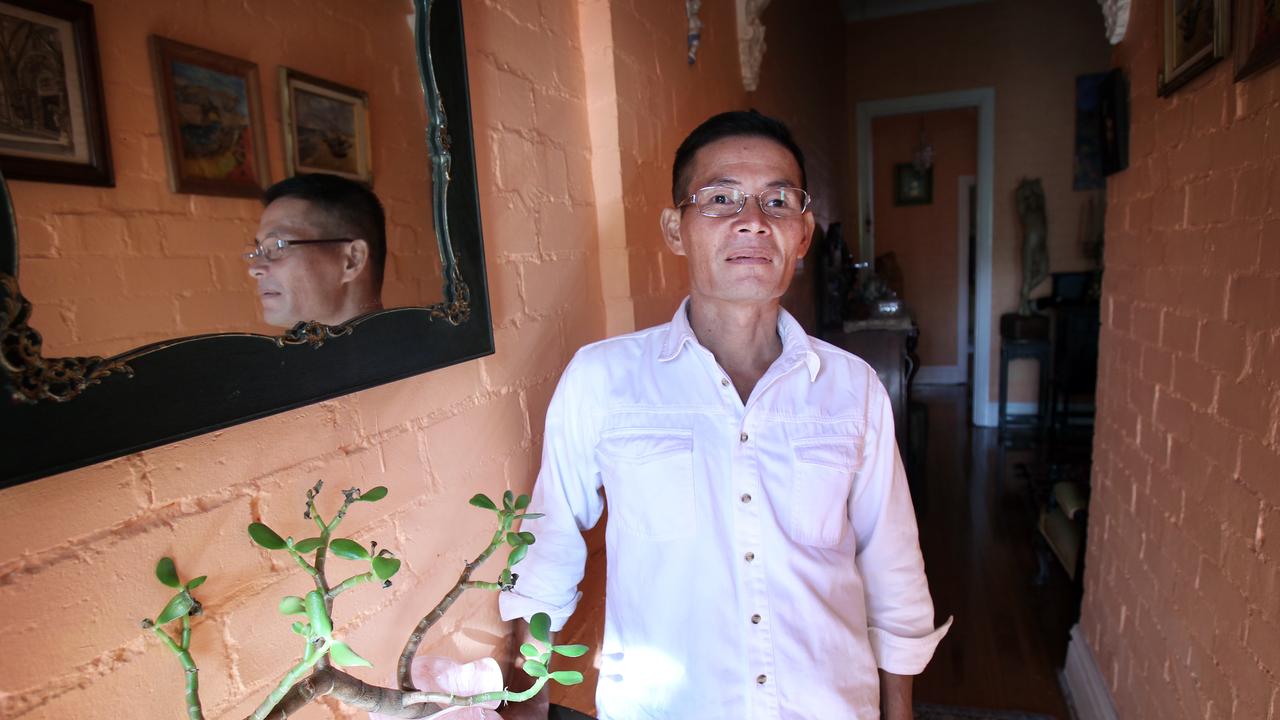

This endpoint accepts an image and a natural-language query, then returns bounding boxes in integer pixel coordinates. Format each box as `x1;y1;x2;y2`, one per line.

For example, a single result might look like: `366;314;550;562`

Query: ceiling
840;0;992;22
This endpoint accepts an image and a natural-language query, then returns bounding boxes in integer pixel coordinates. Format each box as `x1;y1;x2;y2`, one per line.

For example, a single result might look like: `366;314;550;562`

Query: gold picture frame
1158;0;1230;96
149;36;270;197
280;67;372;183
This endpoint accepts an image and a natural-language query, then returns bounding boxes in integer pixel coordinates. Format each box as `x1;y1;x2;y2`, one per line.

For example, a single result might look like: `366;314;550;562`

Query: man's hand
499;619;554;720
879;669;914;720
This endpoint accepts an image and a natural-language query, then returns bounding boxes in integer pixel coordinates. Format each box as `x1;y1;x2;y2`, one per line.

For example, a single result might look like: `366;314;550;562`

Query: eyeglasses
678;185;812;218
243;237;354;262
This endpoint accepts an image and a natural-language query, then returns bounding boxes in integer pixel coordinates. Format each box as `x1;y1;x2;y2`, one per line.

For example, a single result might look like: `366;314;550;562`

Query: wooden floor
911;385;1078;719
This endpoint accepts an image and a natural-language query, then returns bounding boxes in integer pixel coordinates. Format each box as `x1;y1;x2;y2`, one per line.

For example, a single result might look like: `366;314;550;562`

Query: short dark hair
671;110;806;205
262;173;387;290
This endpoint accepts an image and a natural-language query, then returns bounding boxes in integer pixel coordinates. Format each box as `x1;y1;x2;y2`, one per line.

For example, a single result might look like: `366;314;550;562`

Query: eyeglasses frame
677;185;813;219
244;237;357;262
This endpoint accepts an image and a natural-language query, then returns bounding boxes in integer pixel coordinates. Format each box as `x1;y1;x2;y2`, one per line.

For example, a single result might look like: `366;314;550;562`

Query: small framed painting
149;35;270;198
280;68;371;183
0;0;113;186
1158;0;1230;96
1233;0;1280;81
894;163;932;206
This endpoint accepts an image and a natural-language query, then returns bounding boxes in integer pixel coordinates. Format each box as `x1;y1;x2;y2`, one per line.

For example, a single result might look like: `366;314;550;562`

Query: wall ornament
1098;0;1130;44
736;0;771;91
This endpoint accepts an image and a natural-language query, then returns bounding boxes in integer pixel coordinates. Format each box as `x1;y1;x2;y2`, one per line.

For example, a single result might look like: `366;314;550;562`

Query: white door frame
855;88;996;427
914;175;976;385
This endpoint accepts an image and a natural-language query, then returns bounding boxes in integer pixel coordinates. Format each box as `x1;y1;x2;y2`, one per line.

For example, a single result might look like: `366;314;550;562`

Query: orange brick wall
0;1;605;717
845;0;1112;403
1080;0;1280;716
13;0;442;360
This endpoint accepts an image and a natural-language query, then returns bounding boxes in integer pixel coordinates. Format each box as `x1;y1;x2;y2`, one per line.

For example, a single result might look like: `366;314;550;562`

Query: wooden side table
999;338;1051;438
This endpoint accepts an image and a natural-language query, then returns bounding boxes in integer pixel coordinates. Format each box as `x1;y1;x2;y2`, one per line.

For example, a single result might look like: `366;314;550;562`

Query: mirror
0;0;493;485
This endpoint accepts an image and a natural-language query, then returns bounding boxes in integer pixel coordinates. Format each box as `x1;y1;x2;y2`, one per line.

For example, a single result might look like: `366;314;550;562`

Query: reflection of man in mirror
246;173;386;328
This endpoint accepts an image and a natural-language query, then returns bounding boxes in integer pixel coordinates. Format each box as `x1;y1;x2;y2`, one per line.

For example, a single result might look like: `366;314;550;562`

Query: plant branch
251;667;446;720
327;572;375;600
153;626;204;720
249;642;326;720
397;521;510;691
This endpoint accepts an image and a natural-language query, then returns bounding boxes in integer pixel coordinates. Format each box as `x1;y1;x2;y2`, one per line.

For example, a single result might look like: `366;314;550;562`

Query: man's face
249;197;350;327
660;136;814;306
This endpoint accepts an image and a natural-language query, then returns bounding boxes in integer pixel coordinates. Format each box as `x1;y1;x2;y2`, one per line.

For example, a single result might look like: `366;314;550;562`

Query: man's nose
247;257;268;278
733;198;770;233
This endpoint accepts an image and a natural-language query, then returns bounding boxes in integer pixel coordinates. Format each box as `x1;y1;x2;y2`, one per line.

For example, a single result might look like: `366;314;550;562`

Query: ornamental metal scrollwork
1;273;134;404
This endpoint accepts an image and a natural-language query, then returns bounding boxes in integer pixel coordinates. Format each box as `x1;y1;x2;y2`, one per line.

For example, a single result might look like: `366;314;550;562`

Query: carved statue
1016;178;1049;315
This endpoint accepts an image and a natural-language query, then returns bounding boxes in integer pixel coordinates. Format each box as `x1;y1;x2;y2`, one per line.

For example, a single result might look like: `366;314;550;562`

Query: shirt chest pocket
596;429;696;541
788;437;862;548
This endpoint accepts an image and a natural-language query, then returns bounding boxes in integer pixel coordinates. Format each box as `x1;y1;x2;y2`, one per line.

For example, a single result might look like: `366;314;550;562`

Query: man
499;111;949;719
247;173;386;328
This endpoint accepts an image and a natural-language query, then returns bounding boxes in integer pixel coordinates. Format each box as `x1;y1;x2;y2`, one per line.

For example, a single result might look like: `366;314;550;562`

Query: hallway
912;386;1078;719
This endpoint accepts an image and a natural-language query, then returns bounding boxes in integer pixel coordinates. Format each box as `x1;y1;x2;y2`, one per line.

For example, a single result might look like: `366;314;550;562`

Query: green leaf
529;612;551;643
502;490;515;510
514;513;545;521
371;556;401;581
328;641;373;668
248;523;287;550
522;660;548;678
518;532;536;545
514;494;531;510
469;493;497;511
185;576;207;591
155;557;181;588
508;544;529;566
156;592;194;624
506;532;523;547
520;642;540;659
552;644;588;658
290;621;308;636
358;486;388;502
278;596;306;615
549;670;584;685
329;538;370;560
304;590;332;637
498;568;512;586
293;537;325;554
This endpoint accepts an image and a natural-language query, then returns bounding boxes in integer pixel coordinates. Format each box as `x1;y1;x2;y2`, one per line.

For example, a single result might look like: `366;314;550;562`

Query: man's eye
710;194;732;204
764;197;786;207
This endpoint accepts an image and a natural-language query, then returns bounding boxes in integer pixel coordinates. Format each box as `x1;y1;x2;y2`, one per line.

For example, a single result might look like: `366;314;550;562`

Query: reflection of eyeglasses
677;185;812;218
243;237;355;262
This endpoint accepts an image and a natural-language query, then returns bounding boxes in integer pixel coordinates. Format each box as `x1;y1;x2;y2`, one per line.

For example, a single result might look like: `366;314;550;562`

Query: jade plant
142;480;585;719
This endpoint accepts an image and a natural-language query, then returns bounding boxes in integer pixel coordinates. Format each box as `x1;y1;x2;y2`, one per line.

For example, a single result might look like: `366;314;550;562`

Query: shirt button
740;493;752;503
721;378;730;387
757;674;768;684
751;613;761;624
744;551;755;562
739;432;749;442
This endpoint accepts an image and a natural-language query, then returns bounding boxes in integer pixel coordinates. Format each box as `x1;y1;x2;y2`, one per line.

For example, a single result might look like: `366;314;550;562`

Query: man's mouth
725;250;773;264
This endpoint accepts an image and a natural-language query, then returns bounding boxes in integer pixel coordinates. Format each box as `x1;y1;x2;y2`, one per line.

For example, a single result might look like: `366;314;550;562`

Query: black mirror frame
0;0;493;487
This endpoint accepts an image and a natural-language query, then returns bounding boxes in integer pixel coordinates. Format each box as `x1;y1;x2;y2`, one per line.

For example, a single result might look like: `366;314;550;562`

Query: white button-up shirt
500;300;950;719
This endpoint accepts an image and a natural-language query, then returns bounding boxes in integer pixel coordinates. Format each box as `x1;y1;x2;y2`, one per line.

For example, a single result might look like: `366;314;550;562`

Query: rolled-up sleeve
498;356;605;632
850;378;952;675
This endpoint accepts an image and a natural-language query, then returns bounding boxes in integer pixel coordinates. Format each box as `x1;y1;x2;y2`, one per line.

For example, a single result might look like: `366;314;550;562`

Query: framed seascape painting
149;36;270;197
0;0;112;186
1159;0;1230;96
1233;0;1280;80
280;68;372;183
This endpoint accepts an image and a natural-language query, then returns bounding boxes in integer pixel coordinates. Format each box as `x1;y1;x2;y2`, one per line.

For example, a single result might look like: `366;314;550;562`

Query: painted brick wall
0;1;604;717
13;0;442;360
1080;0;1280;717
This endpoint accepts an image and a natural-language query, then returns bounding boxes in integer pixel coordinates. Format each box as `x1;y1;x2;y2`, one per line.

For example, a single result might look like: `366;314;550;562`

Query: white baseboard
915;365;966;385
1060;624;1118;720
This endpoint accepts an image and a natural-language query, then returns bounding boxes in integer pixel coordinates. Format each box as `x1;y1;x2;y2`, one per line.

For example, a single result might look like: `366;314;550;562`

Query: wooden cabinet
822;317;919;461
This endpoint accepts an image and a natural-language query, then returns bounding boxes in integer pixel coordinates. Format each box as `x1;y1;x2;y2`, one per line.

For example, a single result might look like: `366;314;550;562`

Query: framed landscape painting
894;163;932;206
280;67;371;183
1234;0;1280;81
149;36;270;197
0;0;112;186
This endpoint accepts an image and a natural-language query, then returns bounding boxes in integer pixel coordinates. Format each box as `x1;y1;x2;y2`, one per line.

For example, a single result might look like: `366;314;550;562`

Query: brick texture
1080;0;1280;716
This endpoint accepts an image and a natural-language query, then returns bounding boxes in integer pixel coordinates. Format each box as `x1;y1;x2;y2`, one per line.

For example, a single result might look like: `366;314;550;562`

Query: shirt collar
658;297;821;382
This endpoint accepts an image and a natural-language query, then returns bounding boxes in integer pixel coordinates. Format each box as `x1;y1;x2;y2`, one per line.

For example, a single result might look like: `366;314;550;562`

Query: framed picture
149;36;270;198
280;68;371;183
0;0;112;186
1158;0;1230;96
1233;0;1280;81
894;163;932;206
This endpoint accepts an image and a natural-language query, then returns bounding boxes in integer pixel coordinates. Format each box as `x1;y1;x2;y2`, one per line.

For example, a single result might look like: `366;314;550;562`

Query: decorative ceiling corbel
736;0;771;91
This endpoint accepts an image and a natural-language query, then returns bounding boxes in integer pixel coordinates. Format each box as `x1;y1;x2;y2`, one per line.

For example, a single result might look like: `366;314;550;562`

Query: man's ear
660;207;686;256
798;212;816;257
341;239;369;282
